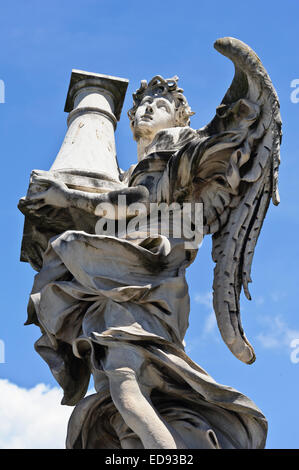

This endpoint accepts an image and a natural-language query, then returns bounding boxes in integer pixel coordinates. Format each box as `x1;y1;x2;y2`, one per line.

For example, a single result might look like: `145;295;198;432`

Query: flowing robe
26;126;267;449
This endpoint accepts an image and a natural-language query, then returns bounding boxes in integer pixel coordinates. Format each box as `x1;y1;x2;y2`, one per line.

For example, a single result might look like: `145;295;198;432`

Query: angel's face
132;93;176;141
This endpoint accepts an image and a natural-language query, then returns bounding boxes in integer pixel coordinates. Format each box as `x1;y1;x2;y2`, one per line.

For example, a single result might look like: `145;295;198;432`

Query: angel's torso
96;127;204;266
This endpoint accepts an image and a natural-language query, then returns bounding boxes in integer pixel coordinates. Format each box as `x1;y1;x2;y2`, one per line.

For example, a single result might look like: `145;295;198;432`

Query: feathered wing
203;37;282;364
178;37;281;364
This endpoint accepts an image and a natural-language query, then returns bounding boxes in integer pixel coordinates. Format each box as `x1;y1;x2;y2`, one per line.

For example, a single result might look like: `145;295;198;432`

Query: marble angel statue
18;37;281;449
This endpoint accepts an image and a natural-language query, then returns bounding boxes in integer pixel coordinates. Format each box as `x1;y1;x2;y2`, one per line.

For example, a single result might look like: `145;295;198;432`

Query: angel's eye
215;177;226;186
156;100;170;112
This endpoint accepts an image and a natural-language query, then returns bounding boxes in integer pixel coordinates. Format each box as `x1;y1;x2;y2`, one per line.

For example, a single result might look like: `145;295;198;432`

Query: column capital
64;69;129;120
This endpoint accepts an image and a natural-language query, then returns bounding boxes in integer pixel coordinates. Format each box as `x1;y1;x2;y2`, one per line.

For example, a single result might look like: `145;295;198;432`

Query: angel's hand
18;172;70;212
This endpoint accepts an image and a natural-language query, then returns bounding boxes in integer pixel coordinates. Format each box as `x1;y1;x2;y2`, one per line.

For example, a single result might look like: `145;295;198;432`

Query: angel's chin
133;124;155;141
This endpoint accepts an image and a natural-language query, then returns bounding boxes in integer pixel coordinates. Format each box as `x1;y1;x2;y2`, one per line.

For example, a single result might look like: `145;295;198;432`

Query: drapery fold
27;230;267;448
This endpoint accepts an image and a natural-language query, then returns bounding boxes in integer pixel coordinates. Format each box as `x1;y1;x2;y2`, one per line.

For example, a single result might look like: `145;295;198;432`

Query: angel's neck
137;137;154;161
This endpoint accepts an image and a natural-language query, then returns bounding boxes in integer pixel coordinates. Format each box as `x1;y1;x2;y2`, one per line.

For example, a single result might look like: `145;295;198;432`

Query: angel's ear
174;107;183;126
174;96;195;127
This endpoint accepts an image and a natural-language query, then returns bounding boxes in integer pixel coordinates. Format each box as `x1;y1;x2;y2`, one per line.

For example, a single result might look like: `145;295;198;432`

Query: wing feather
209;38;282;363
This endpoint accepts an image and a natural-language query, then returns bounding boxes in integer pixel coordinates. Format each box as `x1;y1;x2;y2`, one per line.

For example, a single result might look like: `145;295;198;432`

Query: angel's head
128;75;194;142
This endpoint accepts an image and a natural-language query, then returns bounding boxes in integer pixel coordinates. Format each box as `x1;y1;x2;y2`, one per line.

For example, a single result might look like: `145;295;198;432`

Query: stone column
19;70;129;270
50;69;129;180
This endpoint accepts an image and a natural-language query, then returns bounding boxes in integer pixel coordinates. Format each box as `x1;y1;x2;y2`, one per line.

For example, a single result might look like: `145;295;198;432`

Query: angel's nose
145;104;153;114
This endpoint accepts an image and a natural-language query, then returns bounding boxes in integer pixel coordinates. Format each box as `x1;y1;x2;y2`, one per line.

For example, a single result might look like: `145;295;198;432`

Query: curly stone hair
128;75;194;128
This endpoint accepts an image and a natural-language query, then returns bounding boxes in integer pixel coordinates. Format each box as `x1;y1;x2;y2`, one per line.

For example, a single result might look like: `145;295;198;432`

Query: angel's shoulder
148;127;199;154
119;164;137;185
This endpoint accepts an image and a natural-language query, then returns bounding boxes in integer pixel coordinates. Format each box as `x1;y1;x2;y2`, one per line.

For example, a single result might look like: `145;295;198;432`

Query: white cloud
256;315;299;352
203;310;217;334
0;380;74;449
255;295;265;306
270;291;287;303
194;292;213;309
185;292;219;354
194;291;217;335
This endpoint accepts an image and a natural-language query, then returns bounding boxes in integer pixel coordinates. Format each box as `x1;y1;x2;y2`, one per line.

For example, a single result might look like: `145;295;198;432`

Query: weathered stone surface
18;37;281;449
53;69;128;175
19;71;128;270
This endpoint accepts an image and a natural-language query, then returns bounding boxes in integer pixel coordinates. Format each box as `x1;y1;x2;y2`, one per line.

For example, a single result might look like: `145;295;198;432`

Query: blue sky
0;0;298;448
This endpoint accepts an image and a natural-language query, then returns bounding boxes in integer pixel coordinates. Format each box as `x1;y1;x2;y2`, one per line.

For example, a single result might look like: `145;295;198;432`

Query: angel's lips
139;115;153;122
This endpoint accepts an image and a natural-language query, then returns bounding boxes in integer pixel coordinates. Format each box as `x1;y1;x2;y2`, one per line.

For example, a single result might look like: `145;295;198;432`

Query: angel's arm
18;171;150;219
